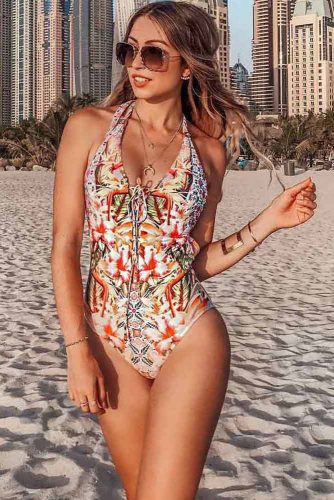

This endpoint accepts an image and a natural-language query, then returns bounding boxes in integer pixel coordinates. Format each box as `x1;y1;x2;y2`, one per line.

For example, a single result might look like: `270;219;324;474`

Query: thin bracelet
247;220;261;252
64;336;89;349
248;221;260;243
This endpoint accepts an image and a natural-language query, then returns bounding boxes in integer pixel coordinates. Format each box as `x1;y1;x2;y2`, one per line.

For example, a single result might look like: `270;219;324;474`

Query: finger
85;389;105;414
88;396;103;415
97;376;108;409
296;199;317;209
67;377;74;400
296;192;314;201
289;177;313;197
78;395;90;413
297;189;316;200
297;206;314;219
73;391;82;408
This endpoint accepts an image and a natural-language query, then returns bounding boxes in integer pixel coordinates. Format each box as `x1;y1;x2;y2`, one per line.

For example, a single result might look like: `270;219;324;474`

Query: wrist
65;337;92;359
251;206;277;240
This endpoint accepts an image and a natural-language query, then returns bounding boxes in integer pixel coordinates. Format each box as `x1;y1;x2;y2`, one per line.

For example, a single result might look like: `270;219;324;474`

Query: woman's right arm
51;107;109;412
51;108;94;356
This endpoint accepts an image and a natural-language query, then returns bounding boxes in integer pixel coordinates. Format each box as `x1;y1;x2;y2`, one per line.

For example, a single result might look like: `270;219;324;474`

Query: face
124;16;190;99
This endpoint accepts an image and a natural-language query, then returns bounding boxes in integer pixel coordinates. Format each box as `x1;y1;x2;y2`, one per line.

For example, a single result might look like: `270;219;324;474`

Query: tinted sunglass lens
142;46;165;70
116;43;134;66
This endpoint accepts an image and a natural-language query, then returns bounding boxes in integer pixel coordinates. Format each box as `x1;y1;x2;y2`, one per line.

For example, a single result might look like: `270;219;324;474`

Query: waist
89;239;198;279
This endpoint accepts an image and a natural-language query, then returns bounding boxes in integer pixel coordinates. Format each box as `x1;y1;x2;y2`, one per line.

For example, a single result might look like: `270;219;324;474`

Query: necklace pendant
148;143;155;149
144;164;155;176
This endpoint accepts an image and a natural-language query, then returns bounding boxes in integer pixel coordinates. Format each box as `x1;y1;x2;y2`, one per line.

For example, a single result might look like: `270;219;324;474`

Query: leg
86;322;154;499
135;308;231;500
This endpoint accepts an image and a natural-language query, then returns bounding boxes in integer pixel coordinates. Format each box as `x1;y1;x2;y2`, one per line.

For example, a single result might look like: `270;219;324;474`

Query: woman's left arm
191;140;317;282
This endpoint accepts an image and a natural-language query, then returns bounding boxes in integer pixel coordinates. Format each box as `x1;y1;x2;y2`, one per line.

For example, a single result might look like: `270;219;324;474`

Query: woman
51;2;317;498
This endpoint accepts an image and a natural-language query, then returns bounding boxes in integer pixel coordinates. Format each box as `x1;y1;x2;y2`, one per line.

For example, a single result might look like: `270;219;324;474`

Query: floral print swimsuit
83;99;216;379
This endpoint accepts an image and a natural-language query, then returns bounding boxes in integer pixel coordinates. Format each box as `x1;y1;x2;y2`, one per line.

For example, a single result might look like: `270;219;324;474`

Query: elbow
191;263;205;283
51;234;82;262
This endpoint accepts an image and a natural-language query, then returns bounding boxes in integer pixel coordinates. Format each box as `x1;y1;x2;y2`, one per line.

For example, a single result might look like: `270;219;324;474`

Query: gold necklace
134;105;183;177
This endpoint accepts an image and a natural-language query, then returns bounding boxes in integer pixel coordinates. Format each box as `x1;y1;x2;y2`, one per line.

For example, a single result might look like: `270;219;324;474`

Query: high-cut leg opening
167;304;218;357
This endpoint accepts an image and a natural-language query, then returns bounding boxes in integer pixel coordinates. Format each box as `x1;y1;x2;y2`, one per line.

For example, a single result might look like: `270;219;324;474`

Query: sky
229;0;253;72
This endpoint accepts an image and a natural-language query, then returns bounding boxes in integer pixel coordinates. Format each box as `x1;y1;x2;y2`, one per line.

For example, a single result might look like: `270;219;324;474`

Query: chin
132;88;159;100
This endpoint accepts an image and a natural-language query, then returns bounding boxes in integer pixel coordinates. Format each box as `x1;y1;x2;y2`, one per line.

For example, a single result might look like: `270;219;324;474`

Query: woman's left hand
266;177;317;231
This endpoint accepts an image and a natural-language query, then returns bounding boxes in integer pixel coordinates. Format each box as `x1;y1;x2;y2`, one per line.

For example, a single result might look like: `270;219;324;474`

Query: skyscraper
272;0;292;115
288;0;334;116
230;59;251;107
35;0;72;120
0;0;11;127
249;0;274;114
71;0;114;101
10;0;73;124
250;0;299;115
11;0;37;125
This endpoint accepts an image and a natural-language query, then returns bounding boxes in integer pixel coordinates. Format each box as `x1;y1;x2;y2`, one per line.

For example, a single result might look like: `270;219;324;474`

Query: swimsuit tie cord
125;183;148;339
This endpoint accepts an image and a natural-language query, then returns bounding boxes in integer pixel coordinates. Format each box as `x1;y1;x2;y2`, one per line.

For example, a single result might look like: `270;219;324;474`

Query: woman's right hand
66;342;108;414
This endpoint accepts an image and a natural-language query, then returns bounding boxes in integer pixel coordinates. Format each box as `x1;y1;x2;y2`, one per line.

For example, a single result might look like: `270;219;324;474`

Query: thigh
135;308;231;500
86;322;154;499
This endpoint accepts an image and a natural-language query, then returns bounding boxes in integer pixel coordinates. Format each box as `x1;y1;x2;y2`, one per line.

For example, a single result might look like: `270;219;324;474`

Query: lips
131;73;152;81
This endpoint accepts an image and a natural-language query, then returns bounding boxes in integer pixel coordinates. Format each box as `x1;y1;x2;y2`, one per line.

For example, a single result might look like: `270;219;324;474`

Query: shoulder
64;104;119;136
59;104;122;160
187;121;227;185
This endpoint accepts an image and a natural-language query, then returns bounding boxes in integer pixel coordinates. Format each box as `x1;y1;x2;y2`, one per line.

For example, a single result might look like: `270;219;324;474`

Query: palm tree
0;93;98;170
294;111;334;168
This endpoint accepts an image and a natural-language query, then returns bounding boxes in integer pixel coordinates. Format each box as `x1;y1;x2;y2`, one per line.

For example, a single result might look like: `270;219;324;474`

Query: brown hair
100;0;285;191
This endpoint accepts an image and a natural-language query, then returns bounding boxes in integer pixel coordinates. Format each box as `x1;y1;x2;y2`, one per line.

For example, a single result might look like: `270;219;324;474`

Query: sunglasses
115;41;182;72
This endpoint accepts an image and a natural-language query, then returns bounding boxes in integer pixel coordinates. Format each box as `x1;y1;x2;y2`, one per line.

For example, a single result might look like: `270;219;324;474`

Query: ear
181;67;191;78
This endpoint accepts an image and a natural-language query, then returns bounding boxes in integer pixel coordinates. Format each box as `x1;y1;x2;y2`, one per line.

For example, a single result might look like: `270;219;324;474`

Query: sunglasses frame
116;41;182;72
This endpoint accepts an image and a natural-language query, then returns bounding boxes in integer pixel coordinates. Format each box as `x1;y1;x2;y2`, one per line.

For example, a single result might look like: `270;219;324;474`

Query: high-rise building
249;0;274;114
0;0;11;127
11;0;37;125
11;0;73;124
72;0;114;100
272;0;290;115
230;59;251;107
288;0;334;116
250;0;299;115
35;0;72;120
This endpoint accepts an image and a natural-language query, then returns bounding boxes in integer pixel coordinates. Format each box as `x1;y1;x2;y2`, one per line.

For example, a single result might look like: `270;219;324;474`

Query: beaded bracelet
220;220;262;255
64;336;89;349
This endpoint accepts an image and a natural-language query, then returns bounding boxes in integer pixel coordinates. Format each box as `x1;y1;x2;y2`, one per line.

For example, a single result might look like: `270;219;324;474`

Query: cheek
153;70;181;85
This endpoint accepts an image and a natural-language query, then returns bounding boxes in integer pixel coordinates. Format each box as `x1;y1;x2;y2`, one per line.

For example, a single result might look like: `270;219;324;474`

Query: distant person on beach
51;2;317;498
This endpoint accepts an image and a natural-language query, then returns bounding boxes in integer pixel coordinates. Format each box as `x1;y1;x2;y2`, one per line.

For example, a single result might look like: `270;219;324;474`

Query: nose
132;48;145;69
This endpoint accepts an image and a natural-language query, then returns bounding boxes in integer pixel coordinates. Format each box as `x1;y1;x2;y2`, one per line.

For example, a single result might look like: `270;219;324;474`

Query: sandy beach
0;169;333;499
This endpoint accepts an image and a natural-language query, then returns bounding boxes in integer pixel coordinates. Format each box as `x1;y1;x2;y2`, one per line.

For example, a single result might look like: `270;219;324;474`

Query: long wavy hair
100;0;285;191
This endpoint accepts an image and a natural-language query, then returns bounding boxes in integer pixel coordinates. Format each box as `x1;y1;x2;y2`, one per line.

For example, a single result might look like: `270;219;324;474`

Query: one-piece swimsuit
83;99;217;379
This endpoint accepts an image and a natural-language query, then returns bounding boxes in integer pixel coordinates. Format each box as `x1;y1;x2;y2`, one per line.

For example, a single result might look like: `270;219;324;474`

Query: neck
133;97;184;134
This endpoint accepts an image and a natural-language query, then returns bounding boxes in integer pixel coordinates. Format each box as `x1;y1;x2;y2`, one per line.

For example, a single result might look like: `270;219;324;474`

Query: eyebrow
127;36;169;47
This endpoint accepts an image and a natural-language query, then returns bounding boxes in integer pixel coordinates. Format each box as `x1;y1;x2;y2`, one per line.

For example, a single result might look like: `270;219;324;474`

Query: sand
0;170;333;499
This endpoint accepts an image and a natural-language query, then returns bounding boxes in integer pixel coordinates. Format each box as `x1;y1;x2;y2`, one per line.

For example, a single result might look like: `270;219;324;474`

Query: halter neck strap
111;99;190;137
